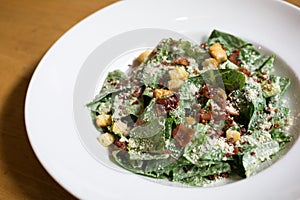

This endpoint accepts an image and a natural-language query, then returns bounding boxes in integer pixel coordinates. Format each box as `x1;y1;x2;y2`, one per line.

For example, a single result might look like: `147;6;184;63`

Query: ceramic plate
25;0;300;199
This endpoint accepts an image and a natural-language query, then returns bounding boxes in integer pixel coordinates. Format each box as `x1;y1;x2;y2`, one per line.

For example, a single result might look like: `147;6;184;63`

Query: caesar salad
87;30;292;186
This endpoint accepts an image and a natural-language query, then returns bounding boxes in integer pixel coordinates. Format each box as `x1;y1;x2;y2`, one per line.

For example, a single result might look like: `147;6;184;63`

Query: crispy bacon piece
155;92;180;115
240;127;247;134
207;174;219;180
132;87;143;98
200;84;211;99
200;43;207;49
228;49;241;65
199;109;213;121
172;123;195;147
114;140;128;151
173;57;189;66
198;85;227;107
221;172;229;178
233;147;239;155
161;61;170;66
134;120;147;126
238;67;251;76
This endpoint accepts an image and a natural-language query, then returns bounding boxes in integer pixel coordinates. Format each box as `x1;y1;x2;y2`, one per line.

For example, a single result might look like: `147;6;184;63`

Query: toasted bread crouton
209;43;227;63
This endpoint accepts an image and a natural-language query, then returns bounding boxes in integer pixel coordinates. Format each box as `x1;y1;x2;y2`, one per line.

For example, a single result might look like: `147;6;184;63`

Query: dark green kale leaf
220;69;246;92
207;29;248;53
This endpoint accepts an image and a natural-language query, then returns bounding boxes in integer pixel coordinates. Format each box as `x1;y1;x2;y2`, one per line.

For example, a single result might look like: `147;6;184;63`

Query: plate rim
24;0;300;199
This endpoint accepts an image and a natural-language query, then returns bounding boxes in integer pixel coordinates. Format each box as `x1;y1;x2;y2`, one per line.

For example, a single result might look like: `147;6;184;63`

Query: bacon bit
114;140;128;151
273;123;280;128
193;69;200;75
221;44;227;50
132;88;142;98
134;120;147;126
200;43;207;49
238;67;251;76
250;152;256;156
221;172;229;178
200;84;211;99
228;49;241;65
234;147;239;155
199;86;227;108
207;174;219;180
252;77;260;83
264;107;272;114
267;79;272;84
246;131;252;135
224;153;234;157
260;74;268;81
226;137;234;144
155;92;180;114
161;61;170;66
173;57;190;66
240;127;247;134
266;124;273;131
199;109;213;121
131;100;139;105
172;123;195;147
223;117;234;130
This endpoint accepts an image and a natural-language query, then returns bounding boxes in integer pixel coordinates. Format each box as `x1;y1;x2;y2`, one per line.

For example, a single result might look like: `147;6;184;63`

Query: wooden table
0;0;299;199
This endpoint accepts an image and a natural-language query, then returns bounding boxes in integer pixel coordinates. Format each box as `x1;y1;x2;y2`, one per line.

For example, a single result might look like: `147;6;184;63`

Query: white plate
25;0;300;199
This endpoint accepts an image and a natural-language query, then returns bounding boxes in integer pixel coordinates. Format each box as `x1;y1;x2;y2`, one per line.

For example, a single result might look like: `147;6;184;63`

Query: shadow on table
0;63;76;199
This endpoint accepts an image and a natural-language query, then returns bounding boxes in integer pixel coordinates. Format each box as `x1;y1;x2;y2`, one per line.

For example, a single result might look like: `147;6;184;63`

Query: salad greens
87;30;292;186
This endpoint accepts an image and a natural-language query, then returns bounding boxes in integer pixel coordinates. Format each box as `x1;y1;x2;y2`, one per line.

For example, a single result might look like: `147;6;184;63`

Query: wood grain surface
0;0;298;199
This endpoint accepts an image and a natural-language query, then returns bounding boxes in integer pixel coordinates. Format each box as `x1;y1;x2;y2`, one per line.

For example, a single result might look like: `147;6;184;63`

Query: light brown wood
0;1;118;199
288;0;300;6
0;0;298;199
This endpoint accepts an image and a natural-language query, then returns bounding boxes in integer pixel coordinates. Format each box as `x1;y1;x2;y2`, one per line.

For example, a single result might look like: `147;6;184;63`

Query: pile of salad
87;30;292;186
